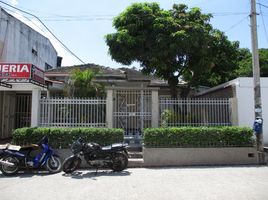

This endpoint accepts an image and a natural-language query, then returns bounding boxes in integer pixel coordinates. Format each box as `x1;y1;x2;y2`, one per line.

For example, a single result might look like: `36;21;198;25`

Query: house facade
45;64;192;140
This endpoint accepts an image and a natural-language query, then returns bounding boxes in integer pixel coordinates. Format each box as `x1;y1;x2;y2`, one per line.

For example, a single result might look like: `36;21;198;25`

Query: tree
236;48;268;77
64;69;105;98
105;3;240;97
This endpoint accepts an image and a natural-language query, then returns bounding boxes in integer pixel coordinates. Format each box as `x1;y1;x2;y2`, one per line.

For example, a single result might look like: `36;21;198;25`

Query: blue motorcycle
0;136;62;176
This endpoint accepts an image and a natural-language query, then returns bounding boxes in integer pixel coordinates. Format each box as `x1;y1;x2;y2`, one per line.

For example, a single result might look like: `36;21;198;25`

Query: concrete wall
235;78;268;145
0;8;57;69
143;147;258;166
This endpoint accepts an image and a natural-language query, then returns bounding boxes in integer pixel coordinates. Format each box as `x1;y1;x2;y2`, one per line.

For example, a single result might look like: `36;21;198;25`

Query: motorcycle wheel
110;153;128;172
62;157;81;174
0;156;19;176
46;156;62;173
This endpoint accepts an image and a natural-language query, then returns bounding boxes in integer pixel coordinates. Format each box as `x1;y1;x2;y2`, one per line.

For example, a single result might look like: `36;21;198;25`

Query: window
45;63;53;70
32;48;38;56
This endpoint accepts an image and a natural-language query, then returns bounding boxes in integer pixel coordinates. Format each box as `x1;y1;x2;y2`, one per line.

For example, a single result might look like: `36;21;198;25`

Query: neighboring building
196;77;268;145
0;7;58;139
0;7;57;69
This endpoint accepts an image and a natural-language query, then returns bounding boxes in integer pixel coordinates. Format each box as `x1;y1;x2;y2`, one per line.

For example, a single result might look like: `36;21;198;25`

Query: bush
12;127;124;148
143;127;254;147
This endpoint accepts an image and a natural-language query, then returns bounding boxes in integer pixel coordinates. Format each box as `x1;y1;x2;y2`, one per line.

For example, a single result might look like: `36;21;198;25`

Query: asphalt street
0;166;268;200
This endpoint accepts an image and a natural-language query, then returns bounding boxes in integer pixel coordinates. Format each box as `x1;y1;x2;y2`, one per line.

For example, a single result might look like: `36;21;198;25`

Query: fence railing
39;98;106;127
39;97;232;130
159;98;232;127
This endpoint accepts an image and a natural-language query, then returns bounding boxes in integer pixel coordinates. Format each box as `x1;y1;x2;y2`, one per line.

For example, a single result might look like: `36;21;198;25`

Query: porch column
151;89;159;128
230;97;239;126
106;89;113;128
31;88;41;127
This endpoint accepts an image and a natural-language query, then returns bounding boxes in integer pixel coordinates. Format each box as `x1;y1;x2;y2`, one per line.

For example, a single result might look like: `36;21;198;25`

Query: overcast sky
1;0;268;68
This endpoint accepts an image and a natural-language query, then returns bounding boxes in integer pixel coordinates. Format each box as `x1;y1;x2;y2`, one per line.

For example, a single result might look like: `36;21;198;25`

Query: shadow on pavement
62;170;131;179
143;164;268;170
0;170;59;178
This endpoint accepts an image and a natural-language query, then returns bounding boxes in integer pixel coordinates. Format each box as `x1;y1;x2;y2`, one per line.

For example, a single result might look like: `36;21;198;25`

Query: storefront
0;63;47;139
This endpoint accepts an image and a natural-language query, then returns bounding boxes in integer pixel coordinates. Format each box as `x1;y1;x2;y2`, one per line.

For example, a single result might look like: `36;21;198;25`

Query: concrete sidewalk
0;166;268;200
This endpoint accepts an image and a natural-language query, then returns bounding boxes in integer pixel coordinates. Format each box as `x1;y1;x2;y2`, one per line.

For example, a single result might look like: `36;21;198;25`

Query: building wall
0;8;57;70
196;86;235;98
235;78;268;145
0;92;3;138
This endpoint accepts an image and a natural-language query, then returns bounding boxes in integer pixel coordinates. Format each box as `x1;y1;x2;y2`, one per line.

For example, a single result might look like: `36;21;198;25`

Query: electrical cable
0;0;86;64
224;15;249;32
257;2;268;9
258;1;268;45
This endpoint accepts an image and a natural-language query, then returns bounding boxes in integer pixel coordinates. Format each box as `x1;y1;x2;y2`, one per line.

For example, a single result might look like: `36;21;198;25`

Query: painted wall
236;77;268;145
143;147;258;166
0;8;57;70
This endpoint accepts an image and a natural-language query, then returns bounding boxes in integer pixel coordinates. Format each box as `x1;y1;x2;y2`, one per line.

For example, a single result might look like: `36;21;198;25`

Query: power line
13;4;116;19
41;17;113;22
257;2;268;9
0;0;86;64
224;15;249;32
258;1;268;44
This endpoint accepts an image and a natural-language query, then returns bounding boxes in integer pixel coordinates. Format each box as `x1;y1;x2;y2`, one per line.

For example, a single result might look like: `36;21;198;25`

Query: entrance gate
113;90;152;140
15;94;31;128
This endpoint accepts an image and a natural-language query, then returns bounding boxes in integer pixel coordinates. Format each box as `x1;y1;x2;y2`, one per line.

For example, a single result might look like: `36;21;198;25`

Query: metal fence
159;98;232;127
39;98;106;127
39;97;232;130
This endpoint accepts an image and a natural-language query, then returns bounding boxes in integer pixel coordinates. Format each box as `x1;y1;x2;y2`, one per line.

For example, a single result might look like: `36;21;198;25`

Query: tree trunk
180;85;191;98
168;77;179;99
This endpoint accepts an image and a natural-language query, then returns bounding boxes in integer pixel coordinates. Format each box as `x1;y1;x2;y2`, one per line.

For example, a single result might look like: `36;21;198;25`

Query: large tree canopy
106;3;240;97
236;48;268;77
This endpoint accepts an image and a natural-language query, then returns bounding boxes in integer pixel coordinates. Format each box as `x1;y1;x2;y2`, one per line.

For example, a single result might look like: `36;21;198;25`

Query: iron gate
15;94;31;128
113;90;152;139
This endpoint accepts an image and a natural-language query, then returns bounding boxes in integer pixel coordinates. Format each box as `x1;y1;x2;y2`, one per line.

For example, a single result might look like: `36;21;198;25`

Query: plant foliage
143;127;254;147
12;127;124;148
64;69;105;98
106;3;240;97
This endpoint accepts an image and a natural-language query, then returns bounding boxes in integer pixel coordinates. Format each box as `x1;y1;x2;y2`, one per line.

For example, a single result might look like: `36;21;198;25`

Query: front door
113;90;152;140
15;94;32;129
1;92;16;139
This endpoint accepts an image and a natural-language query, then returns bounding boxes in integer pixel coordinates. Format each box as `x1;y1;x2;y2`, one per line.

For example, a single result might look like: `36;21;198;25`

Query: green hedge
12;127;124;148
143;127;255;147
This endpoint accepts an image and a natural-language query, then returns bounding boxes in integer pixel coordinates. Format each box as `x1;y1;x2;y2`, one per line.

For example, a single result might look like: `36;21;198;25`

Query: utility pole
250;0;264;164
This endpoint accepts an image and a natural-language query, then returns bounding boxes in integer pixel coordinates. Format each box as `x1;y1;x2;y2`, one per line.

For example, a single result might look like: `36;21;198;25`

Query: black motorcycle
62;138;128;173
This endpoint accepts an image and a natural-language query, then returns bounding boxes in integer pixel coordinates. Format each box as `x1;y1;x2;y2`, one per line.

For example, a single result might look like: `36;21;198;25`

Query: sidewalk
1;166;268;200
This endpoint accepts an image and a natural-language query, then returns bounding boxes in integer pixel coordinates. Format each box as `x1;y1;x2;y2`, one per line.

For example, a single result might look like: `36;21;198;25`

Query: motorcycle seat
0;144;9;150
7;144;21;151
101;145;112;151
101;143;125;151
20;144;39;151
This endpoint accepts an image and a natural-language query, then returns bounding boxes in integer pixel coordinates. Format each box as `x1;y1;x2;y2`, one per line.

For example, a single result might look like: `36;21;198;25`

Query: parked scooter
0;136;62;176
62;138;128;173
0;143;9;159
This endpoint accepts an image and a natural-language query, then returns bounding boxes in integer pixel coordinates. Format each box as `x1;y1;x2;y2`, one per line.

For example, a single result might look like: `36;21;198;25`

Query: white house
197;77;268;145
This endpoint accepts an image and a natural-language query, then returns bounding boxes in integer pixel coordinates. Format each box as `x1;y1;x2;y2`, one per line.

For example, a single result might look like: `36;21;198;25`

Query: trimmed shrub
12;127;124;148
143;127;255;147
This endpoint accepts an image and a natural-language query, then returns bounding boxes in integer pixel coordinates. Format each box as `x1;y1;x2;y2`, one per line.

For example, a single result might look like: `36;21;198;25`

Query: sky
1;0;268;68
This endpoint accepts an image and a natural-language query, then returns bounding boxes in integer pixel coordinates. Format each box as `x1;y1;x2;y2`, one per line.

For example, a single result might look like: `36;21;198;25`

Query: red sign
0;63;45;85
0;63;31;79
31;65;45;84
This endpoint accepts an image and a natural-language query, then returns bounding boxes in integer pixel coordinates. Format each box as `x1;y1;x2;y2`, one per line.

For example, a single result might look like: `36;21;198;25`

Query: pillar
151;90;159;128
31;88;41;127
106;89;113;128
